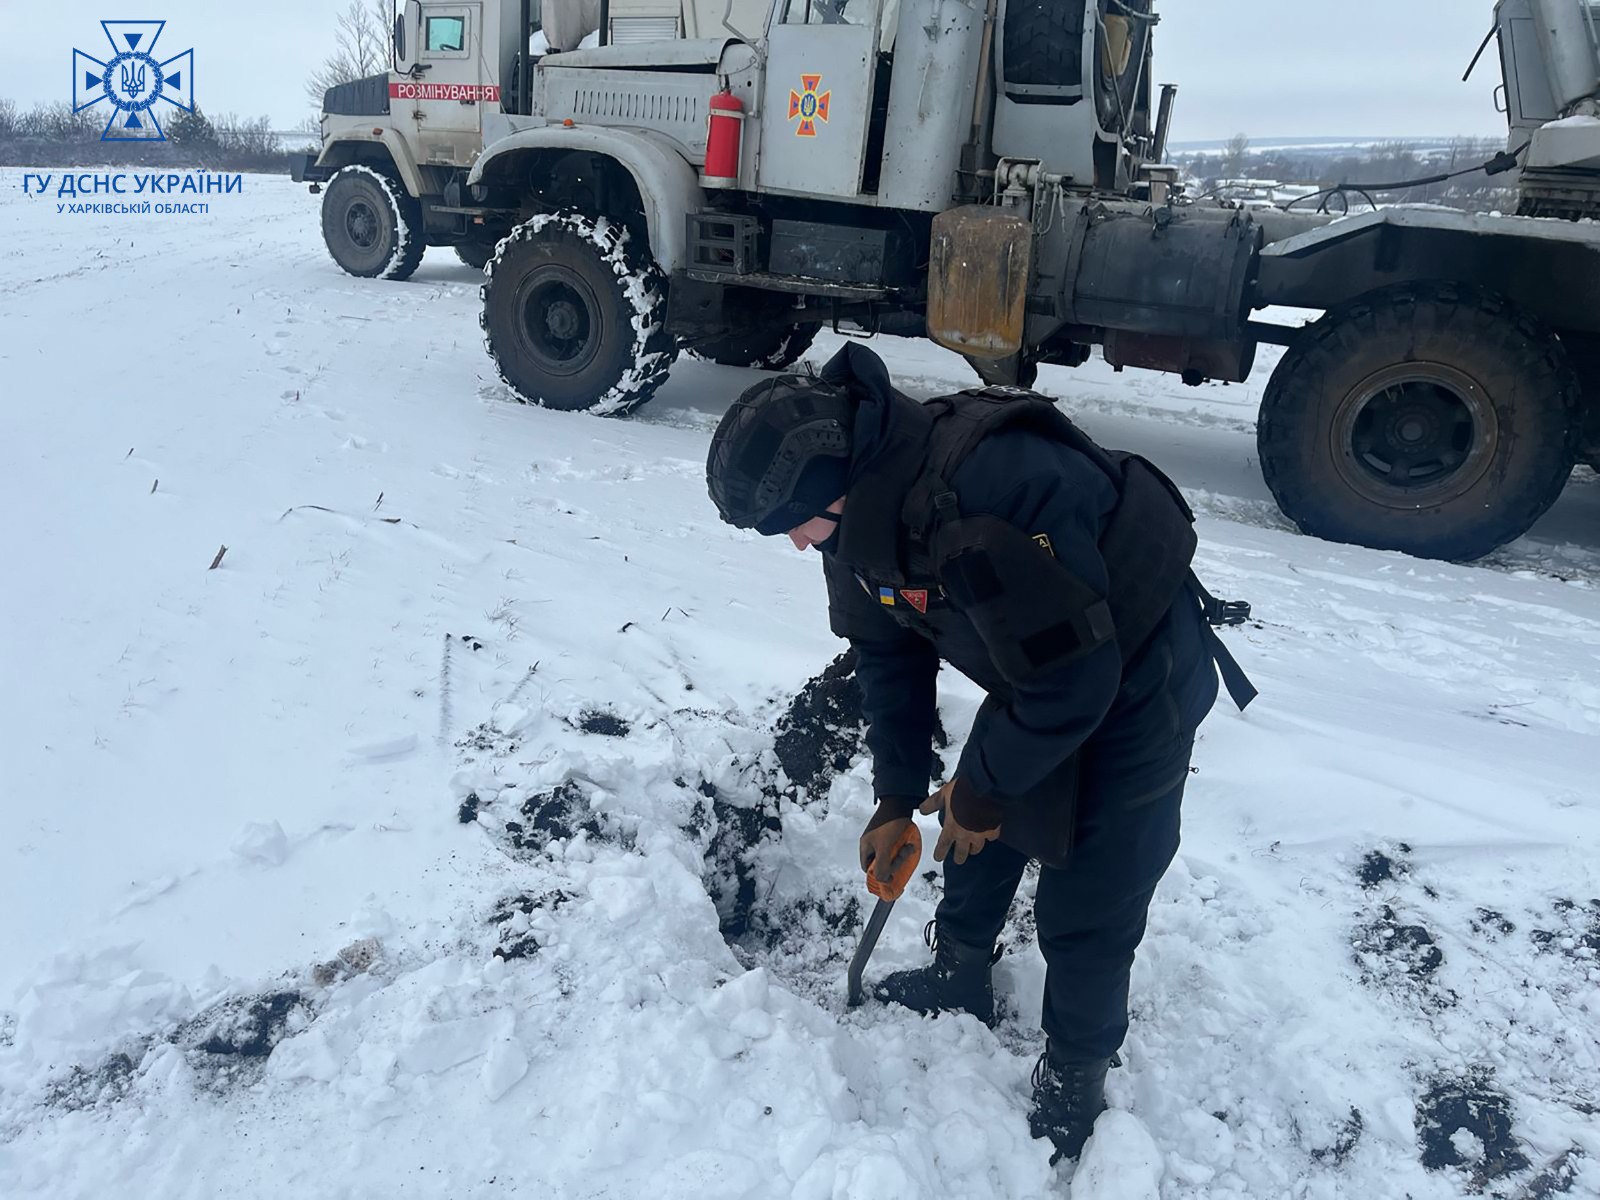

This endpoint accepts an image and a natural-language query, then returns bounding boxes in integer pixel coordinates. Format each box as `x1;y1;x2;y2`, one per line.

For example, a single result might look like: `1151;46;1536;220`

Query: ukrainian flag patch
878;587;896;606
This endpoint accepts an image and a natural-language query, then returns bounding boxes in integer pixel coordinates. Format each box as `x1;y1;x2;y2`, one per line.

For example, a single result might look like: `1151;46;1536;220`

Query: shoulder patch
1032;533;1055;557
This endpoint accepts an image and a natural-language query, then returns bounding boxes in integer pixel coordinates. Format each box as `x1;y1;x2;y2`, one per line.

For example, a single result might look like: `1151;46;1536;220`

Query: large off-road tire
480;212;677;415
689;323;821;371
320;165;425;281
455;239;496;272
1258;284;1580;561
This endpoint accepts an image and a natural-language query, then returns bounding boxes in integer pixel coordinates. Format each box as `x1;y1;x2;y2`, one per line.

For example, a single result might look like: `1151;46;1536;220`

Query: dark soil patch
1358;849;1408;889
1352;906;1451;1007
1471;908;1517;938
458;792;482;824
185;991;307;1058
455;723;520;757
1310;1107;1365;1166
489;890;572;960
1417;1067;1529;1181
773;651;867;801
1518;1148;1583;1199
702;781;782;940
576;709;630;737
1530;898;1600;959
772;650;947;804
506;780;605;853
756;890;864;954
45;1049;140;1112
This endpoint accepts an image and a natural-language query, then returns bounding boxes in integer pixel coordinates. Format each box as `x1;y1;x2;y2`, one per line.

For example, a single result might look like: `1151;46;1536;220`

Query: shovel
846;822;922;1007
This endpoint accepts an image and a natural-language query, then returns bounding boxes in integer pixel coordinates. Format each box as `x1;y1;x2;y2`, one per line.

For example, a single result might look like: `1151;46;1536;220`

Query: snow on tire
480;212;677;416
319;165;425;282
688;322;821;371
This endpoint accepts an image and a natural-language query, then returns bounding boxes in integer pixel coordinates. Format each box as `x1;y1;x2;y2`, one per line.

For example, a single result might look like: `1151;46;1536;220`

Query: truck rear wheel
480;212;677;415
689;323;821;371
1258;284;1579;561
320;166;424;281
455;239;497;272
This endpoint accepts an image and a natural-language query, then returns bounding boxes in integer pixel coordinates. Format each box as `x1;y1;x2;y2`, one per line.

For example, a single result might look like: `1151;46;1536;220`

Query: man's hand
920;780;1001;865
859;798;919;886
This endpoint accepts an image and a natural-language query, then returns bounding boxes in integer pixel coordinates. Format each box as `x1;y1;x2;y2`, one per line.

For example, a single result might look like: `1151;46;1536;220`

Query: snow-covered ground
2;170;1599;1199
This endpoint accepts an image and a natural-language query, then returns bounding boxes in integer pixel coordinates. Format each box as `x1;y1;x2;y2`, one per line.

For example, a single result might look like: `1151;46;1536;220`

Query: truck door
757;0;883;199
396;1;494;166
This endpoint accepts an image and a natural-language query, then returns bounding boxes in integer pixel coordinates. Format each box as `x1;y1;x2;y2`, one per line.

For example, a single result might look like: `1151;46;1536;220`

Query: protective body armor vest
829;386;1255;709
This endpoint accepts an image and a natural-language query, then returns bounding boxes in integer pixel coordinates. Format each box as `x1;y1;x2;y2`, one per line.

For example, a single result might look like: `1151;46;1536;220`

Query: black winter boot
873;921;999;1026
1029;1045;1110;1163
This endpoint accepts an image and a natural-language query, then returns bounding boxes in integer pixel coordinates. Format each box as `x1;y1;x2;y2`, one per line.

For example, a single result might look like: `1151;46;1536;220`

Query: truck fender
468;127;704;272
315;129;426;199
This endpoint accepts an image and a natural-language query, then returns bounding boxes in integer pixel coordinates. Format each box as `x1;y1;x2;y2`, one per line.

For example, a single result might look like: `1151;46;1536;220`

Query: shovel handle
866;822;922;902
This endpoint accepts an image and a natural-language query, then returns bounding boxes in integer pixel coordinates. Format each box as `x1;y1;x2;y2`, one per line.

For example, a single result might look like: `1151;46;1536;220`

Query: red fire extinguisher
704;88;744;188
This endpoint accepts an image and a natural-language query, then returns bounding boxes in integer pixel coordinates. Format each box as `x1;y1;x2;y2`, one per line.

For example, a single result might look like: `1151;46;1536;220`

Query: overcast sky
2;0;1509;141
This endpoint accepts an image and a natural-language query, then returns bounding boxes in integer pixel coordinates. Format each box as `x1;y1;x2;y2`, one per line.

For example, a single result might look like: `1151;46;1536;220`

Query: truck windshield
779;0;878;27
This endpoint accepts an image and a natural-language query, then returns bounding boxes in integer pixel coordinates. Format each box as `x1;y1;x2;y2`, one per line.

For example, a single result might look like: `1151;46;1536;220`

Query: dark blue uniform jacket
824;427;1220;837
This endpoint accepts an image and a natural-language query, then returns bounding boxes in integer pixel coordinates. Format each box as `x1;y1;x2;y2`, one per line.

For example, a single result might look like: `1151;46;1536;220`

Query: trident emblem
120;61;148;99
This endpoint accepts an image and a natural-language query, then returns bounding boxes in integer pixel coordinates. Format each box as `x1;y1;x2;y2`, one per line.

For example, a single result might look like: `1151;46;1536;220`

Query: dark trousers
934;778;1184;1061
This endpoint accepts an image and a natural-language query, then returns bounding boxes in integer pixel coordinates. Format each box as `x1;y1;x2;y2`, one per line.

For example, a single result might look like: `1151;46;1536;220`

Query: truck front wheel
480;213;677;415
1258;284;1579;561
320;166;425;281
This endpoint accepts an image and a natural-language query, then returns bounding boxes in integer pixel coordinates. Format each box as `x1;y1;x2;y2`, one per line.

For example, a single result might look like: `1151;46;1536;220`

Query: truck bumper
289;153;332;185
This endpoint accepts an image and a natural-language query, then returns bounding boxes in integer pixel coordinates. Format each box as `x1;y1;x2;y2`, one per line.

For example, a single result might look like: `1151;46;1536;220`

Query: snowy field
2;169;1599;1199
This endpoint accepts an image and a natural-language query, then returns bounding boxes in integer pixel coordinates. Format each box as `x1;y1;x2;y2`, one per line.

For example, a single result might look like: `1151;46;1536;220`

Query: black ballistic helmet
707;375;855;535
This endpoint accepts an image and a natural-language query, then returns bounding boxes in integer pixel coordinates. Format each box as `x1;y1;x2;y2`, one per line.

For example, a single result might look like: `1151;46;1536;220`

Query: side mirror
393;12;406;64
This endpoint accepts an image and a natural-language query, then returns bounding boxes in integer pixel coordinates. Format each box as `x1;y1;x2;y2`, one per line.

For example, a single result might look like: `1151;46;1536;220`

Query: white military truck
293;0;1600;562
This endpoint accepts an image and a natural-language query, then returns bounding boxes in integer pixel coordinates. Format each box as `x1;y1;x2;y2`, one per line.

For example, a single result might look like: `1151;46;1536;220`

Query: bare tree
1220;132;1251;180
305;1;396;110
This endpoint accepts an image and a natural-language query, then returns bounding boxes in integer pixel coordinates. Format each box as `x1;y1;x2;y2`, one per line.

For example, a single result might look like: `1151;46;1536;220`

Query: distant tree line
1180;134;1520;214
0;98;301;172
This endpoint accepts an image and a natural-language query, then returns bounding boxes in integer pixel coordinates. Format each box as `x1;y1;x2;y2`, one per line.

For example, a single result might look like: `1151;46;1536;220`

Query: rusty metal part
927;206;1033;360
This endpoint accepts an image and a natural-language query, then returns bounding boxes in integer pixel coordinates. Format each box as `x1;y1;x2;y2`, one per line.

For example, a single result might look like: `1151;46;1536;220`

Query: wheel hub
345;200;379;250
516;270;600;377
1335;363;1497;506
545;299;582;341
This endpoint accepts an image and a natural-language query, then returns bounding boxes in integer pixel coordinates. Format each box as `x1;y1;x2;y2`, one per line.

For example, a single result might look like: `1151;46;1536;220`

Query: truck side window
426;15;467;51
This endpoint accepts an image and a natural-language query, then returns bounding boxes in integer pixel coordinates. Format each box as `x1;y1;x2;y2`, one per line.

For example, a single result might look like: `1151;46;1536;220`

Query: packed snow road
2;171;1598;1199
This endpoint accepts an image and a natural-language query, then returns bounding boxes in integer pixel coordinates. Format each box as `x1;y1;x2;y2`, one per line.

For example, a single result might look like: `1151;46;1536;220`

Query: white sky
1;0;1509;140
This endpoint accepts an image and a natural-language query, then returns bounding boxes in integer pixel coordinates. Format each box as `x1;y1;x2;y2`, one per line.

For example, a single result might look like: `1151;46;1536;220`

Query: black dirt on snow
490;890;572;960
1352;905;1446;989
1530;897;1600;959
705;651;949;950
1520;1148;1584;1199
458;792;482;824
187;991;307;1058
1357;847;1409;889
1309;1107;1365;1166
1471;907;1517;938
702;780;782;941
773;650;948;803
505;780;605;853
577;709;631;737
773;650;868;801
1417;1067;1530;1179
45;1050;140;1112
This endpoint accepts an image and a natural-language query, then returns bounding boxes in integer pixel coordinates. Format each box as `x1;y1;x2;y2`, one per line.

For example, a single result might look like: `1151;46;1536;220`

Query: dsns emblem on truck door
788;75;831;138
